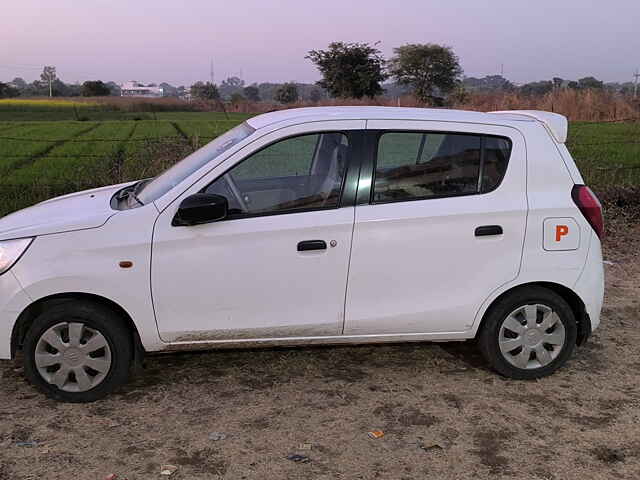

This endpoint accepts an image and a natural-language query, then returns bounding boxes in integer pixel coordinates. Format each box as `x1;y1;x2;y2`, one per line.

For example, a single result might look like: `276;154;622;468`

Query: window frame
363;129;513;205
200;130;364;221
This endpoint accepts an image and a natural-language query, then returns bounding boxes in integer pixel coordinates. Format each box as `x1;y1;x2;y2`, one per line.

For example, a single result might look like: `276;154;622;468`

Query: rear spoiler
489;110;568;144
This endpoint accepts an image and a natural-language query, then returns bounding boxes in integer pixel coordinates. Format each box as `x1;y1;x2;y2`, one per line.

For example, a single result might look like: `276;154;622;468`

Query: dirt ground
1;227;639;480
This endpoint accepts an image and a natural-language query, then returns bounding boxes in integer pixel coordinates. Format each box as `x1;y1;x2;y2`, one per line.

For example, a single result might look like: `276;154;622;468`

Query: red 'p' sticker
555;225;569;242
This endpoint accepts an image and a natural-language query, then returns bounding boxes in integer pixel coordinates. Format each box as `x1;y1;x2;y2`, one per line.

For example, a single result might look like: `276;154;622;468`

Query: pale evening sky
2;0;639;87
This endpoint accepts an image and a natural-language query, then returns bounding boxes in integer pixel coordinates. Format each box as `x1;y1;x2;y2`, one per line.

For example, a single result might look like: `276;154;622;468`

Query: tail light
572;185;604;239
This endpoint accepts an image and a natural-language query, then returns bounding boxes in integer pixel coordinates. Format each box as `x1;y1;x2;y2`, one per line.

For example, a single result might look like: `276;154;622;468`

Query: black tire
23;300;133;403
478;286;577;379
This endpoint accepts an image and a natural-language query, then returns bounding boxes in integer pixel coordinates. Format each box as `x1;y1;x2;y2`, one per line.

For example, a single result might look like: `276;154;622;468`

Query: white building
120;81;164;98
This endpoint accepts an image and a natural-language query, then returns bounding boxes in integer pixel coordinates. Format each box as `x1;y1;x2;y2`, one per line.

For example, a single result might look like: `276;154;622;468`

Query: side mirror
172;193;228;226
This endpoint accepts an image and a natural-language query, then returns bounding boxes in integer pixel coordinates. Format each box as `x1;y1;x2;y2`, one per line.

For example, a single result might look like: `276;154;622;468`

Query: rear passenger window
373;132;511;203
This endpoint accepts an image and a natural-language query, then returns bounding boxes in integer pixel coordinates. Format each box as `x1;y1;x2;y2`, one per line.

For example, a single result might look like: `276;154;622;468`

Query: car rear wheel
23;300;133;403
478;287;577;379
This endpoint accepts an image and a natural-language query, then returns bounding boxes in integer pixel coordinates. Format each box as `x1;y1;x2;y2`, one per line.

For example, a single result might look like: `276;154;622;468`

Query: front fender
0;272;33;359
9;207;165;353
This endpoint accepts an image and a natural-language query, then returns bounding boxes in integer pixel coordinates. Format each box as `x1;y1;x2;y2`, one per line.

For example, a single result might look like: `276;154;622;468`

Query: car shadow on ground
115;339;492;398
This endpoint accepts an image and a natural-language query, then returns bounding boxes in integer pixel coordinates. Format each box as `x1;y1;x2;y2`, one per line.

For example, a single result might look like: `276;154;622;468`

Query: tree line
0;67;322;104
0;67;123;98
1;44;635;104
191;42;464;105
302;42;636;104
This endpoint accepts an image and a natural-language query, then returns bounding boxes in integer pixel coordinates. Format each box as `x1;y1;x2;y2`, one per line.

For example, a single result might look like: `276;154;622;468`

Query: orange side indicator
555;225;569;242
119;261;133;269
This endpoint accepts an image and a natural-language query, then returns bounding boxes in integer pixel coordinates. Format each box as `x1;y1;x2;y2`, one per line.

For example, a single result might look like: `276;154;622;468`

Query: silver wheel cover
35;322;112;393
499;304;566;370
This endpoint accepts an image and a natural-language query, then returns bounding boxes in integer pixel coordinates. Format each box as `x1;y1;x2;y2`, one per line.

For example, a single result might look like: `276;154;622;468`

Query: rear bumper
573;232;604;333
0;272;31;360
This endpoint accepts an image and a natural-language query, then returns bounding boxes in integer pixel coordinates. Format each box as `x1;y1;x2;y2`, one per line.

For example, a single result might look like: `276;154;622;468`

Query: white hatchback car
0;107;604;402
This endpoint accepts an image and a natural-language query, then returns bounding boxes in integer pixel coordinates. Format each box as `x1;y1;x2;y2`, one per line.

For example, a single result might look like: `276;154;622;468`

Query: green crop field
0;112;251;215
567;121;640;187
0;106;638;217
5;122;134;185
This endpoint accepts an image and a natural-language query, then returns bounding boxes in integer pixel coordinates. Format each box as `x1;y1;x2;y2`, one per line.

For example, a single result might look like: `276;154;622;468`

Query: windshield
137;122;255;204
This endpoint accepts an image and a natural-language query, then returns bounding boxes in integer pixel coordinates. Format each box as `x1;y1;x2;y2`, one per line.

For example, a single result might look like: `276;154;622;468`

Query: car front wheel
478;287;578;379
23;300;133;403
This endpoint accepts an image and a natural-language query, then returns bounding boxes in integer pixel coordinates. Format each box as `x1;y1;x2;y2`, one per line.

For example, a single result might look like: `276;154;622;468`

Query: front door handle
297;240;327;252
475;225;503;237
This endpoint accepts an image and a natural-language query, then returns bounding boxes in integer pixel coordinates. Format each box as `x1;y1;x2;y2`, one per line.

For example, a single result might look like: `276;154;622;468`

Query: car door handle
297;240;327;252
475;225;503;237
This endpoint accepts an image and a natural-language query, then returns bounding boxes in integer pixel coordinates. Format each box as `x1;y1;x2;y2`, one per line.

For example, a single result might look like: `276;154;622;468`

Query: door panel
152;208;354;342
151;121;365;343
345;122;527;335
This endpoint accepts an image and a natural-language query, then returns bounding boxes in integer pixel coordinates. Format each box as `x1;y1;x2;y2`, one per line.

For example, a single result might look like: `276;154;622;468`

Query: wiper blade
117;185;132;201
125;189;144;206
117;182;144;206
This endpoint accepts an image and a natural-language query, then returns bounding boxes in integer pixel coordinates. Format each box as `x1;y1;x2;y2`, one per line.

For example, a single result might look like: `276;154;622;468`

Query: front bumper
0;271;31;360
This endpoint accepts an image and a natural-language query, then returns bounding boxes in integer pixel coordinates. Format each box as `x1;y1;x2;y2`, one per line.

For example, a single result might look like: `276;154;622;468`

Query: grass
0;110;254;123
568;122;640;167
154;112;253;122
128;120;180;139
0;98;254;122
0;114;243;215
0;104;637;216
0;122;101;176
5;122;135;185
567;121;640;187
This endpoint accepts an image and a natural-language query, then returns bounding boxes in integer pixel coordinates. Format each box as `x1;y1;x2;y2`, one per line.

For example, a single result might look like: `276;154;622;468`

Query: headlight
0;238;34;275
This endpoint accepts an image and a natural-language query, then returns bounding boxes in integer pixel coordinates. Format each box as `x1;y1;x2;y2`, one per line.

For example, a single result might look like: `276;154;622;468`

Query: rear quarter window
482;136;512;193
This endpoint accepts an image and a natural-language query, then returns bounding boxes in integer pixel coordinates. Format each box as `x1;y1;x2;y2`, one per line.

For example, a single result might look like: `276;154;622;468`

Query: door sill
156;331;472;352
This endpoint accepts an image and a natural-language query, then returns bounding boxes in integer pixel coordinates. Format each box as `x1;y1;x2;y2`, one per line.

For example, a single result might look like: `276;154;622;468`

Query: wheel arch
10;292;145;359
474;281;590;346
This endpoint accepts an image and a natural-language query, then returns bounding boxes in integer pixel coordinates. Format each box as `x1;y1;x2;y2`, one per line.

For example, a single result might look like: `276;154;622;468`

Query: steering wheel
224;173;249;212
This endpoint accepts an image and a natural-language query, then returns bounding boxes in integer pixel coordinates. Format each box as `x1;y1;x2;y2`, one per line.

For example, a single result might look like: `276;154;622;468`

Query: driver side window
205;132;349;216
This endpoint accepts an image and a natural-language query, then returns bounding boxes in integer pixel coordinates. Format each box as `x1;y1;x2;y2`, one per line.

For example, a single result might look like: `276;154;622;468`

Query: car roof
245;106;533;129
245;106;567;143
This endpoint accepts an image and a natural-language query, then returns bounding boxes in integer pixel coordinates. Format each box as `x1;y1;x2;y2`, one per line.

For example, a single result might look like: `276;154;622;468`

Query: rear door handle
297;240;327;251
475;225;503;237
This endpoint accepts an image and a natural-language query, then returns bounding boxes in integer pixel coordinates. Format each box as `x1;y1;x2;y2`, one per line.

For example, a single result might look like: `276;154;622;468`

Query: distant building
120;81;164;98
